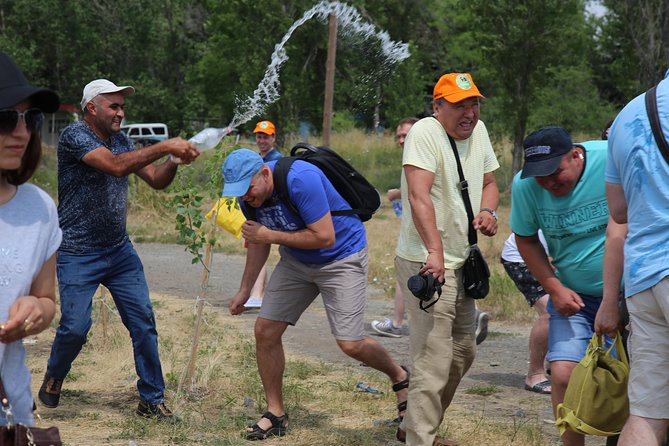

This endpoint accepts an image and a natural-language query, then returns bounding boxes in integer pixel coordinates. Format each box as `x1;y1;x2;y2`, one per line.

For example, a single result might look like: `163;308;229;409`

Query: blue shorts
546;293;614;362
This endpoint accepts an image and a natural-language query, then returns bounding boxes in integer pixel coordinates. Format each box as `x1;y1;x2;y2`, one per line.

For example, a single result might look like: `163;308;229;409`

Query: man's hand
387;188;401;202
419;251;445;285
241;220;274;244
594;298;621;337
473;211;497;236
550;286;585;316
163;138;200;164
229;291;250;315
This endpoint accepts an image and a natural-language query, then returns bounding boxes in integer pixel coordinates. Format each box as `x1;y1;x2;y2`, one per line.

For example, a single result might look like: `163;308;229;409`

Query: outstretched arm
82;137;199;186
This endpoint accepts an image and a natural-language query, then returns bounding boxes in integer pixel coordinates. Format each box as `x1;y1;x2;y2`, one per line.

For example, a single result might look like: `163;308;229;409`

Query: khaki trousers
395;256;476;446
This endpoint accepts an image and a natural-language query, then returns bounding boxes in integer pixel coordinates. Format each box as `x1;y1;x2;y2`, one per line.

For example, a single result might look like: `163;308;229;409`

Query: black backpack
254;143;380;222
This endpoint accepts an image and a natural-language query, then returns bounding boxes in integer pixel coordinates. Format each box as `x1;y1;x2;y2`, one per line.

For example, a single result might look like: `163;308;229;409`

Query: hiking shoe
371;318;403;338
136;400;180;422
38;374;63;408
475;310;489;345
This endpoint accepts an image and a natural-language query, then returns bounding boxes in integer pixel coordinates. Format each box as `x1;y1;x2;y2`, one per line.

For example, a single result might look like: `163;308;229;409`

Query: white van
121;123;168;146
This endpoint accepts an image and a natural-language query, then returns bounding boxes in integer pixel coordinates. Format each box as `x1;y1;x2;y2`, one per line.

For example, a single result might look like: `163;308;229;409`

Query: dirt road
136;243;609;445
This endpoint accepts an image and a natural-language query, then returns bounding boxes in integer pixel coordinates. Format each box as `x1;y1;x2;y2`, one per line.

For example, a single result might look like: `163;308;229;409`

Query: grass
27;293;556;446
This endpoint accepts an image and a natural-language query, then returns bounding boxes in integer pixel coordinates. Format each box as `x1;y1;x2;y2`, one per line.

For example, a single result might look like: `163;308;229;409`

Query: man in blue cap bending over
222;148;409;441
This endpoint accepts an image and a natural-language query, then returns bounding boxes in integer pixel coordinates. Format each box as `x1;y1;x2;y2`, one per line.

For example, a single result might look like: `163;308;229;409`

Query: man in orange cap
253;120;282;162
395;73;500;445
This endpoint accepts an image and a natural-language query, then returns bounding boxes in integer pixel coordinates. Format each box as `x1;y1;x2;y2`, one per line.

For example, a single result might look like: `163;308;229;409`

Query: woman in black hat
0;51;61;426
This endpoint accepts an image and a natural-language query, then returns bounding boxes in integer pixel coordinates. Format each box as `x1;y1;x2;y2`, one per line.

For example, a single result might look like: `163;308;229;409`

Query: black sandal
246;411;289;441
392;365;410;423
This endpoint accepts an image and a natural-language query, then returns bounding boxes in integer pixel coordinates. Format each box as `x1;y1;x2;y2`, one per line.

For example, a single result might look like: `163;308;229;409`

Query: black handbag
0;377;61;446
447;135;490;299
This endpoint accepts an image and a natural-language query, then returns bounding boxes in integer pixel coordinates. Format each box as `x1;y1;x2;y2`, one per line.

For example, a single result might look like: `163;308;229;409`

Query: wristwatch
481;208;497;221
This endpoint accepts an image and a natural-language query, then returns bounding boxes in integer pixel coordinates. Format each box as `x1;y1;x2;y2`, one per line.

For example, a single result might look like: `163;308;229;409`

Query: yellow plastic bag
205;198;246;239
555;332;629;437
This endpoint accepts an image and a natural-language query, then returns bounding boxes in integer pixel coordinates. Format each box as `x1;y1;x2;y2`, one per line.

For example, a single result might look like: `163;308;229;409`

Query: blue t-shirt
57;121;134;252
241;160;366;264
262;148;282;162
606;72;669;297
509;140;608;296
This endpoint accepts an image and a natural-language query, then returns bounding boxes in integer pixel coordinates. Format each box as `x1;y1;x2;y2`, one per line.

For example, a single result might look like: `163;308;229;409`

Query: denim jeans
47;239;165;404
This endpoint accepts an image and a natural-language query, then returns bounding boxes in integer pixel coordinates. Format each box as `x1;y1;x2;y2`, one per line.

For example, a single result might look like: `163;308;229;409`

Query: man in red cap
395;73;500;445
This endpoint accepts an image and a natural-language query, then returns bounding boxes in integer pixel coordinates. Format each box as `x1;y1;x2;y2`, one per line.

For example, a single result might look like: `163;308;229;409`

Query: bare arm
405;165;444;282
595;217;627;336
229;243;271;315
241;212;336;250
81;137;199;180
0;254;57;343
606;183;628;224
517;234;585;315
473;171;499;236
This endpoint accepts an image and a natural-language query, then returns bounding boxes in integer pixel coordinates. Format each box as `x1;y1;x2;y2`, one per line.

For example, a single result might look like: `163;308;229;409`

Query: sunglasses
0;108;44;134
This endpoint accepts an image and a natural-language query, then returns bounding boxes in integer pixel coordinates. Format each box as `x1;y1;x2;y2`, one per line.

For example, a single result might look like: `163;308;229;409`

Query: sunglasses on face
0;108;44;134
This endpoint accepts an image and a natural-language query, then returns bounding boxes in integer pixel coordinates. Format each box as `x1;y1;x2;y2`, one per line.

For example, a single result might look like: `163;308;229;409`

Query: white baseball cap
80;79;135;110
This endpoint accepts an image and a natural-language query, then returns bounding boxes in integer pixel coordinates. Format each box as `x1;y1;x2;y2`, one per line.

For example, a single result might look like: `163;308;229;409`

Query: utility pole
322;7;337;146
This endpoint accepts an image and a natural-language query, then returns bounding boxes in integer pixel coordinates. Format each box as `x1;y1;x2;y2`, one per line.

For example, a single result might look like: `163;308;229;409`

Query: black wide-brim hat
0;52;60;113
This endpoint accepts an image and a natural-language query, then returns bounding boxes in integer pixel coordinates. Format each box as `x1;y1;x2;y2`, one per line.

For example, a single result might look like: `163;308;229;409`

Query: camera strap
447;135;478;247
419;286;442;312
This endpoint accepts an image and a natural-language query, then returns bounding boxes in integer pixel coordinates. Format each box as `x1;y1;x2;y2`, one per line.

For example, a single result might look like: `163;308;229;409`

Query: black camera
407;272;442;302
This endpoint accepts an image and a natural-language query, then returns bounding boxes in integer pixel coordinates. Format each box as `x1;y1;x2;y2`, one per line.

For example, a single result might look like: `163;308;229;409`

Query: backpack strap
273;157;300;217
645;85;669;165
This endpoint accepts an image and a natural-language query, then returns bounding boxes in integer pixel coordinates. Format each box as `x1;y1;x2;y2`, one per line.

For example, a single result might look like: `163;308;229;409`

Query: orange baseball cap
433;73;485;103
253;120;276;135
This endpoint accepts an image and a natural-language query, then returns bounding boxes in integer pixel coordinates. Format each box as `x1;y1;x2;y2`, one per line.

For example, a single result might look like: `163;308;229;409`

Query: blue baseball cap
221;148;264;197
520;126;573;179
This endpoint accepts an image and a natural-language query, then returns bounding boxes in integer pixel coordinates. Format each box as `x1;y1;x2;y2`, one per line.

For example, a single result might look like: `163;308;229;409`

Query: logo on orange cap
433;73;485;103
253;120;276;135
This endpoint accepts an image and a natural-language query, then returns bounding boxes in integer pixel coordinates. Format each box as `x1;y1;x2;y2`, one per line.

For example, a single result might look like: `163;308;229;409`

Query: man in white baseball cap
80;79;135;111
39;78;199;421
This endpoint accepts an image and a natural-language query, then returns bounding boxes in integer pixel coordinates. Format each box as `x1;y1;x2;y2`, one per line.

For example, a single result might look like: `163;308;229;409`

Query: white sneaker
475;309;489;345
245;296;263;308
371;318;403;338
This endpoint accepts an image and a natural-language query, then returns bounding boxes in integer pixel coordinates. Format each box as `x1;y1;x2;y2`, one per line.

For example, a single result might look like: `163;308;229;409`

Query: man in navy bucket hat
509;126;627;445
221;148;410;441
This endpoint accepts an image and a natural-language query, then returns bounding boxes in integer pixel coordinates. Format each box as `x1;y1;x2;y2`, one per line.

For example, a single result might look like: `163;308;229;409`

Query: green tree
442;0;610;174
594;0;669;105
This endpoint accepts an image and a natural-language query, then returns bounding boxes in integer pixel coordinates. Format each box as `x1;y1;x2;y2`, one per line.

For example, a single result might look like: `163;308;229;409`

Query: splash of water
227;0;410;131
